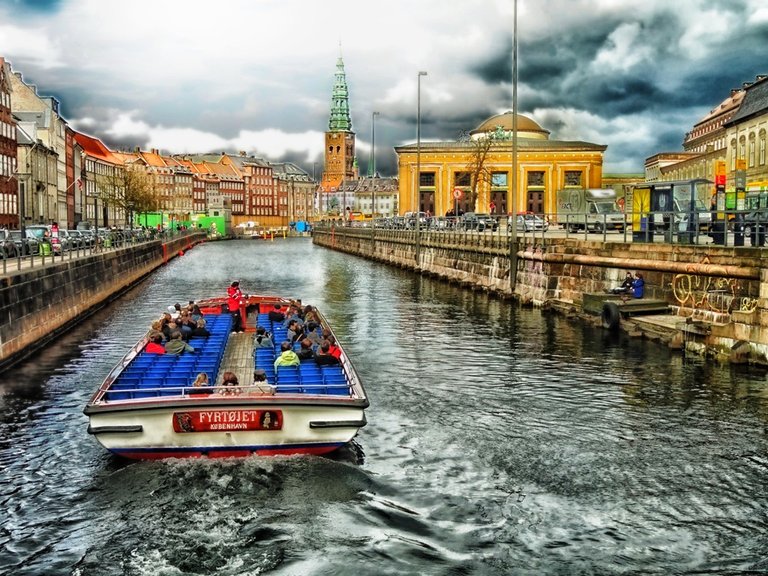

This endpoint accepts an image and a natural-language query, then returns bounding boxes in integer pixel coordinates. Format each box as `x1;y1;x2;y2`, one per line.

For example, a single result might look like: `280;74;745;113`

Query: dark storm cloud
469;39;512;85
519;14;683;114
6;0;63;14
101;134;146;153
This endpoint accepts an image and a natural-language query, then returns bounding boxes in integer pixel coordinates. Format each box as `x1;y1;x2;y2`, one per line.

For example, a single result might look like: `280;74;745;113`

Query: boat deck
218;332;255;386
98;302;354;401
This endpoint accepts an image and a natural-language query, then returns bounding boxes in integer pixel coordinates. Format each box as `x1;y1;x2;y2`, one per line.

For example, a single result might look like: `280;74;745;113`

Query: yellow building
395;111;606;217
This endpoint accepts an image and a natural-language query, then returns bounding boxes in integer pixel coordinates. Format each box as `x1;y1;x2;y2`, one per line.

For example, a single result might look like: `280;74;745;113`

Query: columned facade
395;112;606;218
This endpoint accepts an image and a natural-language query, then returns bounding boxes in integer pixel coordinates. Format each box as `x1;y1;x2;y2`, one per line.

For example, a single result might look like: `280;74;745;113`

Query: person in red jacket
145;332;165;354
227;281;245;333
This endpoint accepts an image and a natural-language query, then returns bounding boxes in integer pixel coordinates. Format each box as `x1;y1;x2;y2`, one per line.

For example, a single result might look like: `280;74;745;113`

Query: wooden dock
582;292;669;316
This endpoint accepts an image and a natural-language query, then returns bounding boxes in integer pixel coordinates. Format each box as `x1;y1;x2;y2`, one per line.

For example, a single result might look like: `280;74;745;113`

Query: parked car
475;213;499;231
67;229;87;249
8;229;40;255
738;211;768;246
403;211;429;229
431;216;456;230
0;229;18;258
24;225;75;254
513;213;550;232
79;229;97;246
460;212;498;231
25;225;52;252
55;229;76;253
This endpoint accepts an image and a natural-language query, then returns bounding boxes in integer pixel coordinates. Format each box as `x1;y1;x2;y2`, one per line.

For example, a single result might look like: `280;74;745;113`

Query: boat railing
102;381;352;401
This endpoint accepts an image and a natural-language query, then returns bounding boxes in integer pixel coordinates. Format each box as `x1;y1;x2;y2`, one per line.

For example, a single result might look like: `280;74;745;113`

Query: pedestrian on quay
632;272;645;299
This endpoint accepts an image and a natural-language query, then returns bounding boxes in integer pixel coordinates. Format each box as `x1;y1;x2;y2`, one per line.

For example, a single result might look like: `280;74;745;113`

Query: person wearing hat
167;305;179;320
227;281;245;333
252;369;275;395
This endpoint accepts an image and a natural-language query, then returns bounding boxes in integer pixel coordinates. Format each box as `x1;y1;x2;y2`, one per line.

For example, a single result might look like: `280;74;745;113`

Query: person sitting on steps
611;272;634;294
632;272;645;299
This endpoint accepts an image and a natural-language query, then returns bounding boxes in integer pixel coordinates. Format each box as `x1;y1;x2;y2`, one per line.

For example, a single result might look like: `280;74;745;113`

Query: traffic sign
453;188;462;199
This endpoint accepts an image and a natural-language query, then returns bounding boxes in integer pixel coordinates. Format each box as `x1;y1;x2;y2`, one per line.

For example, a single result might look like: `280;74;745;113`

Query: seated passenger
177;311;195;339
251;369;275;395
254;326;274;349
164;331;196;355
296;338;314;361
268;304;285;322
145;332;166;354
219;371;241;395
286;319;303;343
282;305;304;329
305;322;323;347
314;341;340;366
274;340;300;370
190;318;211;338
303;304;320;324
325;334;342;360
192;372;209;387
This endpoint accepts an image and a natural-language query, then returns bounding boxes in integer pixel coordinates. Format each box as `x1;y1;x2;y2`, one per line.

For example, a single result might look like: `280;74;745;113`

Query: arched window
730;139;737;170
749;133;756;167
760;130;766;166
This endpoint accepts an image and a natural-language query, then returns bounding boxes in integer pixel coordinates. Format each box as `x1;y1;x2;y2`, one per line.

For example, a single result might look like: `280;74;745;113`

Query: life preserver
601;301;621;330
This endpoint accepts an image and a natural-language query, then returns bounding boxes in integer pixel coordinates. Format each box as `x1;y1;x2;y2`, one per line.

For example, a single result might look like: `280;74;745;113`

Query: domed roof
470;111;550;140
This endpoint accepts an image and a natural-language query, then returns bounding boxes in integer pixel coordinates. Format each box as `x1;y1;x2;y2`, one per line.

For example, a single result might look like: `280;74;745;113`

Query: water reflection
0;238;767;575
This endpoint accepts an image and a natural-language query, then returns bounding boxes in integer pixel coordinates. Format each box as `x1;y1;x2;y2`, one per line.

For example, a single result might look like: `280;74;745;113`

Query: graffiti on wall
671;272;758;313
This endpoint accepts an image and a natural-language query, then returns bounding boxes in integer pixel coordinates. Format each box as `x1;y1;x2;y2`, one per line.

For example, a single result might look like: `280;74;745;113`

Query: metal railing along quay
314;209;768;248
0;228;204;277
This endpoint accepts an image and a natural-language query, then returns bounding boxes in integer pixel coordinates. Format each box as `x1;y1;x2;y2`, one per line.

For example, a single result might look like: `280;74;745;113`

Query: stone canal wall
313;226;768;364
0;233;204;371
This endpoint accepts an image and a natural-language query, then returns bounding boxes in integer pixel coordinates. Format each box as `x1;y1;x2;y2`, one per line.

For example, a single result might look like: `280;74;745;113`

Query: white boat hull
87;399;366;459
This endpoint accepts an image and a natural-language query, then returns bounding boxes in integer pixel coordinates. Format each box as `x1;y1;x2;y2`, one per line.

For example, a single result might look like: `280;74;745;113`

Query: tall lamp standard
415;71;427;265
509;0;519;290
371;111;379;237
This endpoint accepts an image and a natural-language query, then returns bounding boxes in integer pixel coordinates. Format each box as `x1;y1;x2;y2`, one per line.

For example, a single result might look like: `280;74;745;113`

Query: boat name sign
173;410;283;433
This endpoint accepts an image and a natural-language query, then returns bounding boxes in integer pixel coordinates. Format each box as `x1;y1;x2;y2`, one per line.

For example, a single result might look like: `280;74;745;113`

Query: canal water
1;238;768;575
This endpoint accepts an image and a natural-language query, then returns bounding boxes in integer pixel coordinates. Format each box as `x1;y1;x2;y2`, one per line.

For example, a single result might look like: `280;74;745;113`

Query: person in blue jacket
632;272;645;298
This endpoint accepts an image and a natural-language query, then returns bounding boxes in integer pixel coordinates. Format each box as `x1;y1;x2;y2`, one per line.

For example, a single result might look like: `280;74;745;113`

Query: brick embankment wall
0;234;204;371
313;227;768;364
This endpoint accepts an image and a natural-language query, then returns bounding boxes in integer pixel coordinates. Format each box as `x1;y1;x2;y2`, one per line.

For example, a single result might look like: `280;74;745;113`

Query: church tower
321;55;357;199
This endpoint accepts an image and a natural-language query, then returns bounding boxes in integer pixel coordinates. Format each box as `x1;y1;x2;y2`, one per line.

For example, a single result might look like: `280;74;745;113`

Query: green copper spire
329;56;352;132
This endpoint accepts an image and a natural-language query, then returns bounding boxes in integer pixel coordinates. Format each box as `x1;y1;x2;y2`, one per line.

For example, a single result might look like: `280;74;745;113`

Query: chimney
239;150;246;156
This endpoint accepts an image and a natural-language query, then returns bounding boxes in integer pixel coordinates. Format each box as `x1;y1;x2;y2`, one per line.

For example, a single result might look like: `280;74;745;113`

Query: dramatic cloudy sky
2;0;767;176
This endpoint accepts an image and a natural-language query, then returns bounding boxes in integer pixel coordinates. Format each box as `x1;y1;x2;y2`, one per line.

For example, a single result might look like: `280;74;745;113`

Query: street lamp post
415;71;427;265
371;111;380;236
509;0;519;290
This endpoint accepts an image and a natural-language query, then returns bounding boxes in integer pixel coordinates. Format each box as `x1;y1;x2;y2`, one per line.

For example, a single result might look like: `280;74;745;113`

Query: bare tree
465;134;497;211
97;166;159;226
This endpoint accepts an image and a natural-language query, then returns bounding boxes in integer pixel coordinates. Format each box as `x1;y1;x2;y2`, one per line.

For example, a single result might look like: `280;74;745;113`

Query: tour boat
83;295;368;460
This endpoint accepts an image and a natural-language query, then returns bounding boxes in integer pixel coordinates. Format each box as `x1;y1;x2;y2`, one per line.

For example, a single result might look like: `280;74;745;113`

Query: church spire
328;55;352;132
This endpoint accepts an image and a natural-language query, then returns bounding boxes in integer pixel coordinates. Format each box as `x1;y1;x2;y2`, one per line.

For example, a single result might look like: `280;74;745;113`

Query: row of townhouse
0;58;315;231
646;74;768;203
